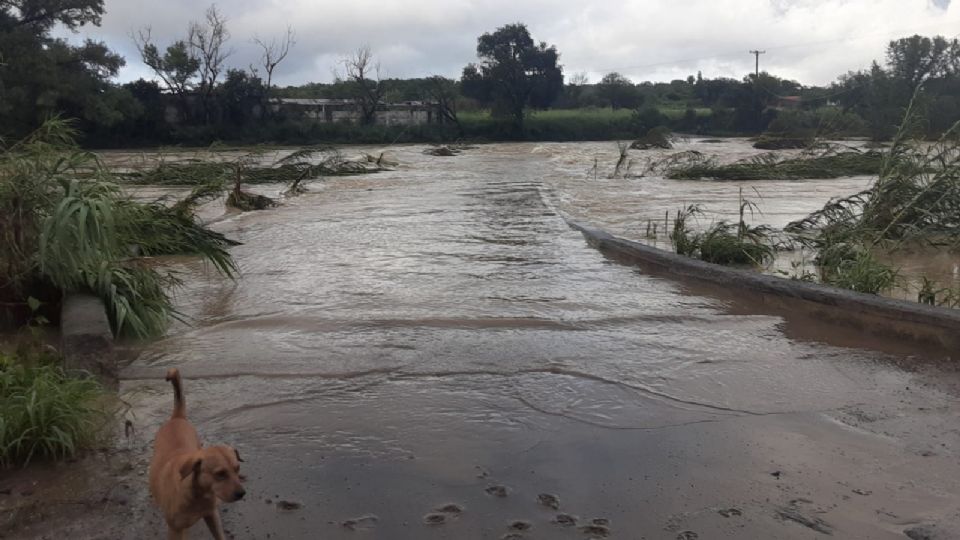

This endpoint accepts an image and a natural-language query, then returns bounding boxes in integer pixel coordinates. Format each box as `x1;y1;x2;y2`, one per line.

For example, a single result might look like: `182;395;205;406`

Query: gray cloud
67;0;960;87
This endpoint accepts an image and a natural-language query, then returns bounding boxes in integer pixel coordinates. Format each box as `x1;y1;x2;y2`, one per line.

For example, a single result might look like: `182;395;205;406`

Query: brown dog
150;368;246;539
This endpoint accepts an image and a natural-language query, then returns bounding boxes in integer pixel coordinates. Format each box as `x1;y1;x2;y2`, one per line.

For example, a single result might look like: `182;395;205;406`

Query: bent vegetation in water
659;89;960;300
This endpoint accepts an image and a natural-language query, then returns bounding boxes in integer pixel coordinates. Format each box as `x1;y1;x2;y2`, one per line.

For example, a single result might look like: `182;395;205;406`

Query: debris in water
423;146;459;157
676;531;699;540
553;513;578;526
718;508;742;518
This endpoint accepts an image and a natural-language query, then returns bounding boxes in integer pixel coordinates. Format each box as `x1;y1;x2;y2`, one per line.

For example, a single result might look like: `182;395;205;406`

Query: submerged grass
668;191;775;266
665;148;884;181
784;87;960;297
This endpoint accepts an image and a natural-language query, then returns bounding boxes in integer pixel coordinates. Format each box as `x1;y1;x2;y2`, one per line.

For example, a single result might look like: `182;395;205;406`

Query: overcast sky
66;0;958;87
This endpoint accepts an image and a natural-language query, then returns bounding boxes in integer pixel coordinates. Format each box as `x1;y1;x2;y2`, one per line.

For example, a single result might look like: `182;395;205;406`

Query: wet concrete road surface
7;141;960;539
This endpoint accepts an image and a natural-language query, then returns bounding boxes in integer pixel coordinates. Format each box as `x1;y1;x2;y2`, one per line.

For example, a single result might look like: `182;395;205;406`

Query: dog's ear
179;454;203;480
234;448;244;463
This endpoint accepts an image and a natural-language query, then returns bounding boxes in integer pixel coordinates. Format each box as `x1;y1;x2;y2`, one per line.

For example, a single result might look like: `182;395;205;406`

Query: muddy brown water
7;140;960;539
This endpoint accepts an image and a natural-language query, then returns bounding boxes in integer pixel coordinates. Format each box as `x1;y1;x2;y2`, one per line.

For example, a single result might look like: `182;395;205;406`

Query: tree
424;75;462;136
886;35;960;87
133;30;199;113
219;68;264;126
565;71;588;107
461;23;563;132
133;3;231;124
597;72;642;109
188;4;232;123
341;45;384;125
0;0;104;31
253;26;295;112
0;0;128;137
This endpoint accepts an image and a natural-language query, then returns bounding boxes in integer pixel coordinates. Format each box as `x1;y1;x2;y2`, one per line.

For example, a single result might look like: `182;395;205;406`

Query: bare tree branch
341;45;384;125
188;4;233;123
253;26;295;111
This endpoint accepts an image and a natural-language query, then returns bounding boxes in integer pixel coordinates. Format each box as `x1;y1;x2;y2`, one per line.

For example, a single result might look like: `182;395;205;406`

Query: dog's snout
234;488;246;500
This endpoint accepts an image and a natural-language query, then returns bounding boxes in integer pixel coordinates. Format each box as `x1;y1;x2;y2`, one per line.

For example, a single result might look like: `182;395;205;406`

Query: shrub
1;119;237;337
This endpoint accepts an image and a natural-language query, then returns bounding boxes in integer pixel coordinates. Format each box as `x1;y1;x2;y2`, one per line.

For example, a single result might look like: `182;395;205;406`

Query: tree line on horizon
3;0;960;146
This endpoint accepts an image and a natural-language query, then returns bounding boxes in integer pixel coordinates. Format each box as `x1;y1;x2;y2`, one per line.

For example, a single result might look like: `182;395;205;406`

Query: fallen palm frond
1;119;238;338
118;146;381;186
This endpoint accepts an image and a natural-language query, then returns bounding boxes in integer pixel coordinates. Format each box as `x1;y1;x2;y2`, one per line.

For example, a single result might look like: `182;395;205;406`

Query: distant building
161;95;443;126
775;96;803;110
270;98;444;126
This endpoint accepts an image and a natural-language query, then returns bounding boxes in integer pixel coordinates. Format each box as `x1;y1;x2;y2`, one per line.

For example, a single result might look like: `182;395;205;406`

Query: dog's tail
165;368;186;419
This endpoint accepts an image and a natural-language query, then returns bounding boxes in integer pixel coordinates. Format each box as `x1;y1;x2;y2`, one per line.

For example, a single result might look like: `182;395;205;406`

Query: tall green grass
0;352;106;467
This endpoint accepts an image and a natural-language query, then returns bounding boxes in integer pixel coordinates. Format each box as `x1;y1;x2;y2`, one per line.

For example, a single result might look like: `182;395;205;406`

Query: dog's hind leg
203;511;227;540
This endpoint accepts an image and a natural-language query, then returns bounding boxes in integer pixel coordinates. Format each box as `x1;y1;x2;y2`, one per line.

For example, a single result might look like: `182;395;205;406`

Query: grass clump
699;222;774;265
670;205;702;257
0;350;106;468
819;247;899;294
668;193;774;266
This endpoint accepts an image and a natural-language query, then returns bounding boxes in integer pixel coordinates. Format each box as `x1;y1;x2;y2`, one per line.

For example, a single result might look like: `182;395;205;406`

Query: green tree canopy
461;23;563;132
0;0;128;137
597;72;643;109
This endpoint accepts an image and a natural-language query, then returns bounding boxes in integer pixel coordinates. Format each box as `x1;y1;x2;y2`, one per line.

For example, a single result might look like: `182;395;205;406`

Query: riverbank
6;141;960;540
78;107;769;149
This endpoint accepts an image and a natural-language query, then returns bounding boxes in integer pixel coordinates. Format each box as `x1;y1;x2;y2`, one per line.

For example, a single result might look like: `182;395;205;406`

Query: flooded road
16;141;960;539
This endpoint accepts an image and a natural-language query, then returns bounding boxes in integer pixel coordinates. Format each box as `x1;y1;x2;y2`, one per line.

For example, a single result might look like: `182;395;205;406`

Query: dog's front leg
167;526;187;540
203;510;227;540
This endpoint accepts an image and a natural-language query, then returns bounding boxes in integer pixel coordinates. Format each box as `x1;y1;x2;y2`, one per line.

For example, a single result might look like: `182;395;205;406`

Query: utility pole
749;50;766;79
748;50;766;133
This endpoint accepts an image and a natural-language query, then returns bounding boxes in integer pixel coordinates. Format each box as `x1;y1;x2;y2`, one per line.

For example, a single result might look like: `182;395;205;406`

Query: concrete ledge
60;293;115;382
569;220;960;354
